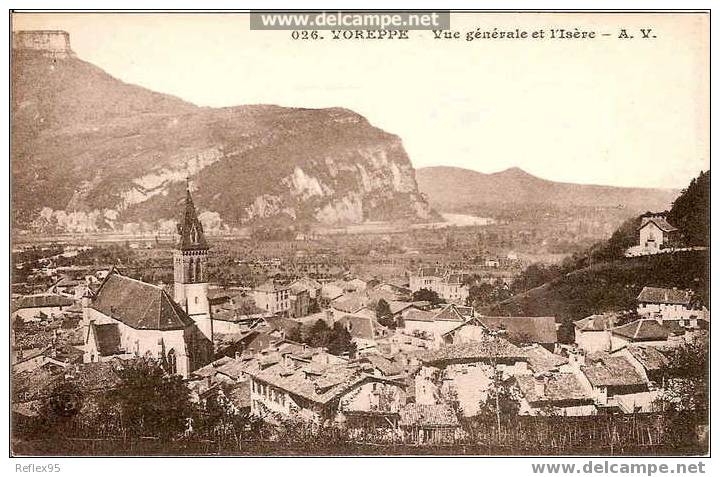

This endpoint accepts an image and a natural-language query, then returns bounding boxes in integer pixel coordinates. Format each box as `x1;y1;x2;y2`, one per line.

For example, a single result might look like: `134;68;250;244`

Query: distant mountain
416;166;679;213
11;31;434;234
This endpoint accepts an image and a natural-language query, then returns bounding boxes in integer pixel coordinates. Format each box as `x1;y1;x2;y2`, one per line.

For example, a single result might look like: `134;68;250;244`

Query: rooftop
639;216;679;233
637;286;692;305
479;316;558;344
582;355;647;387
421;335;526;365
91;271;195;330
612;319;670;342
573;313;619;332
515;373;592;405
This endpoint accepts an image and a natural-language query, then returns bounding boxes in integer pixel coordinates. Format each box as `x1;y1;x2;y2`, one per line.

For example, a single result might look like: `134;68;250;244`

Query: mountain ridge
416;165;679;213
11;33;434;234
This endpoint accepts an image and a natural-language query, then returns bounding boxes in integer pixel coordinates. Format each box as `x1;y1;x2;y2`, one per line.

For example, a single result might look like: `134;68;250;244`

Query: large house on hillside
636;286;701;324
81;185;214;377
638;215;680;251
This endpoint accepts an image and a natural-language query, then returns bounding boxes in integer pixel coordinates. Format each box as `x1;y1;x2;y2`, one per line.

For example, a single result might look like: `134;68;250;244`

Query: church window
167;349;177;375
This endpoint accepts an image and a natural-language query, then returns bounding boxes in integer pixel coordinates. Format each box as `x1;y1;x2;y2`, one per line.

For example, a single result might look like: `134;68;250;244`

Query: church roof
91;271;195;330
177;186;209;251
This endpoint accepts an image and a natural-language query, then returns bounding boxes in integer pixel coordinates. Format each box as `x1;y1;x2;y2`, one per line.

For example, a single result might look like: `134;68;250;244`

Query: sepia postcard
8;10;710;460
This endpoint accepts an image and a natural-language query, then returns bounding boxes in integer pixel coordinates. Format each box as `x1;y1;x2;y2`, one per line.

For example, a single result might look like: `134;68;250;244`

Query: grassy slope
483;250;708;339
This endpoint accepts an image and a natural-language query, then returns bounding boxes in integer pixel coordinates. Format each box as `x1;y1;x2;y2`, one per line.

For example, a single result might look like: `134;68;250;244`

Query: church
82;185;214;377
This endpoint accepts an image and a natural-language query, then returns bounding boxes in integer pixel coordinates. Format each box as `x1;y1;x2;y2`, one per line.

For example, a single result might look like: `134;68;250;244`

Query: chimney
534;379;545;396
325;308;335;327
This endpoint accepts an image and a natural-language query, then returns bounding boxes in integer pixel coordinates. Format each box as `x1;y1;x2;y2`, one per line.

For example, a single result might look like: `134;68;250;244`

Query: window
195;296;199;305
167;349;177;375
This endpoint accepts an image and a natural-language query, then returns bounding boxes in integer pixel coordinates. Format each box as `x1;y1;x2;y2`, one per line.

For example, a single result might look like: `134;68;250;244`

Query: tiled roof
289;277;321;294
418;267;445;278
399;403;459;428
12;294;74;310
336;315;377;340
624;346;669;372
582;356;646;387
247;362;403;405
91;323;122;357
402;308;436;322
359;354;403;376
574;313;618;331
91;271;195;330
639;216;678;233
331;293;367;314
479;316;558;344
637;286;692;305
192;356;234;378
387;301;415;315
431;305;465;322
264;316;302;335
523;344;568;373
612;319;670;341
515;374;592;404
177;187;209;251
421;335;526;365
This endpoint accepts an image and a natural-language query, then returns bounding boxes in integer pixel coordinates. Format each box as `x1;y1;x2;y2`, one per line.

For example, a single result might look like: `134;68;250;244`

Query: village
10;183;709;453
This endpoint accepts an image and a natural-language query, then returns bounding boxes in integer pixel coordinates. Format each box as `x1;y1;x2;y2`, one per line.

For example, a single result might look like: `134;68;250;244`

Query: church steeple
173;180;212;341
177;182;209;251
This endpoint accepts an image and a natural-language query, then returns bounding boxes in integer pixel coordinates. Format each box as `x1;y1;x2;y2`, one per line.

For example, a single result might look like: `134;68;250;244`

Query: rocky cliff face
11;31;434;234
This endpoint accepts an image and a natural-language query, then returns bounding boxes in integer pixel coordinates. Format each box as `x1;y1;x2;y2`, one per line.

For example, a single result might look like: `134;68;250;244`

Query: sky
12;12;709;189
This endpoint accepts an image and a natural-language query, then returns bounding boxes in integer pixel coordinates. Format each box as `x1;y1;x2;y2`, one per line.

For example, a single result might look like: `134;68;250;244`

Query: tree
327;322;356;357
306;319;332;348
412;288;443;305
109;358;193;437
667;170;709;247
37;379;82;434
375;299;395;329
476;364;519;431
656;336;708;414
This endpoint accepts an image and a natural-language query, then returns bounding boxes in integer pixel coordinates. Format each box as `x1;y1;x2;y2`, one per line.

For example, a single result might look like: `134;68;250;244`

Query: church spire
176;182;209;251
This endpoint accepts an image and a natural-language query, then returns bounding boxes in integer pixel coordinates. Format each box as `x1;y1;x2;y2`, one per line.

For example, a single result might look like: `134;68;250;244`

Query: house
289;277;322;299
331;292;368;315
477;316;558;351
47;275;86;297
573;313;618;353
399;403;462;444
345;278;368;292
578;354;654;412
636;286;699;323
246;361;408;426
522;344;570;374
408;268;469;304
514;373;595;416
611;345;669;386
320;282;345;302
252;280;291;315
336;314;389;352
289;288;311;318
416;336;529;416
610;319;677;350
11;294;74;322
638;215;680;251
401;305;466;342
